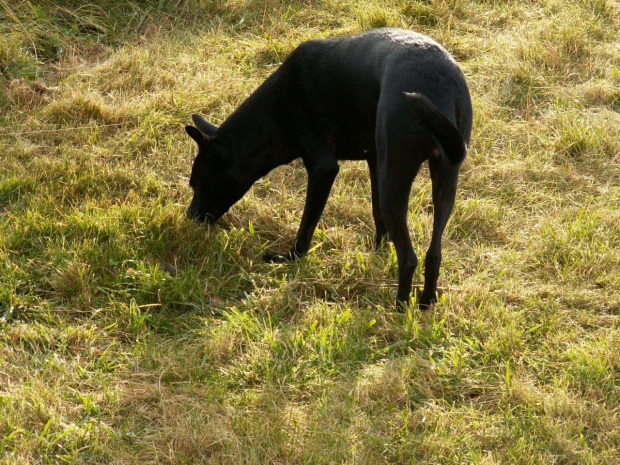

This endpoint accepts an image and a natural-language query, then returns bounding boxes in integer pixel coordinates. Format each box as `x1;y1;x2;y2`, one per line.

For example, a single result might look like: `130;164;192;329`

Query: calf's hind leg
419;160;460;309
368;158;389;248
377;143;423;310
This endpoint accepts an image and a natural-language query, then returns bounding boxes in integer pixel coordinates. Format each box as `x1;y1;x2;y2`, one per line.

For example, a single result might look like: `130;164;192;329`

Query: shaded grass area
1;0;620;463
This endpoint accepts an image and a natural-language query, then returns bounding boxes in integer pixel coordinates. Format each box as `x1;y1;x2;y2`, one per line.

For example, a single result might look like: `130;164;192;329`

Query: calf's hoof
263;251;293;263
395;298;410;313
418;291;437;310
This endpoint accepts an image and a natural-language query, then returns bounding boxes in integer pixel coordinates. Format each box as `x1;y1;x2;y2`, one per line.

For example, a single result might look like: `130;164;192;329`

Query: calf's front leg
264;158;339;263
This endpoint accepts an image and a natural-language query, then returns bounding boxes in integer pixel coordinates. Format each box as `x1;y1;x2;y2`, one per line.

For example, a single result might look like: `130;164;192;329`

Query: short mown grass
1;0;619;463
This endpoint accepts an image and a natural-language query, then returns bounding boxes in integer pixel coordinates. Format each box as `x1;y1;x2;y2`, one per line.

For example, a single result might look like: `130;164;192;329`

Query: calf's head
185;114;249;224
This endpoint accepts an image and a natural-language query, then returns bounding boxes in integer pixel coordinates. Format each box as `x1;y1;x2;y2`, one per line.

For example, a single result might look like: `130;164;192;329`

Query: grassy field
1;0;619;463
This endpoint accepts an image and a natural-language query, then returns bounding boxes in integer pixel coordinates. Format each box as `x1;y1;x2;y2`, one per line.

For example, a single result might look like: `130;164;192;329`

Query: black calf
184;28;472;310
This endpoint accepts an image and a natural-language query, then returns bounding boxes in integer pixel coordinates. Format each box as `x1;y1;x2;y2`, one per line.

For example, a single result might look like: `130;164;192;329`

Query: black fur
185;28;472;310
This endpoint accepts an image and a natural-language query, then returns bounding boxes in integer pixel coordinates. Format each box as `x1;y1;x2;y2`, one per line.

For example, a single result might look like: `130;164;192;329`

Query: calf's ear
192;114;218;136
185;125;230;168
185;125;208;146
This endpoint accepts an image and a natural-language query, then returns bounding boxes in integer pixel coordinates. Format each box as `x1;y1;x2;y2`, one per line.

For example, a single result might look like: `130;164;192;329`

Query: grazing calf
184;28;472;310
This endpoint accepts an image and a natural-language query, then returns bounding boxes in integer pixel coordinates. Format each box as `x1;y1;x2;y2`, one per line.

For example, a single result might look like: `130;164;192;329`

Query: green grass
1;0;619;463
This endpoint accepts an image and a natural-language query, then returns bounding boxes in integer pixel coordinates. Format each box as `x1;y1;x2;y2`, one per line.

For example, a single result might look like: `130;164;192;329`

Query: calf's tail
404;92;467;166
